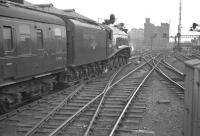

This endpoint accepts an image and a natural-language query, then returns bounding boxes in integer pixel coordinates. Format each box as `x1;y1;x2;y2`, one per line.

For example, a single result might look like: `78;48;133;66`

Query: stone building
144;18;170;49
128;28;144;49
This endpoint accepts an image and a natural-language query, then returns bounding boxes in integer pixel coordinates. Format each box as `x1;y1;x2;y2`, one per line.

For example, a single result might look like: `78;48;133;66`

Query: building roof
34;3;97;23
2;1;98;25
0;3;65;25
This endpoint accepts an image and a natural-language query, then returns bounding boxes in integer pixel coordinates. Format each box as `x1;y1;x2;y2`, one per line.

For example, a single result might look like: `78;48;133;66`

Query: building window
3;26;13;52
36;29;43;48
163;33;168;38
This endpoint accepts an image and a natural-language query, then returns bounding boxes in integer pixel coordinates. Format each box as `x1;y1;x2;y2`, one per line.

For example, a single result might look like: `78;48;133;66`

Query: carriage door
66;28;73;64
34;25;48;73
106;29;113;57
0;23;17;79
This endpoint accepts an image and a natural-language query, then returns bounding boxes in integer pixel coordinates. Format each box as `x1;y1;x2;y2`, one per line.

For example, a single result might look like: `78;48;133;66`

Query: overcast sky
27;0;200;36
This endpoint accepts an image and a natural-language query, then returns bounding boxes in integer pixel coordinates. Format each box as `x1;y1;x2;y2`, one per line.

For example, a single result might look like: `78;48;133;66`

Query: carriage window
109;31;112;40
19;24;30;41
19;24;31;53
3;26;13;51
36;29;43;48
54;28;62;39
54;28;62;52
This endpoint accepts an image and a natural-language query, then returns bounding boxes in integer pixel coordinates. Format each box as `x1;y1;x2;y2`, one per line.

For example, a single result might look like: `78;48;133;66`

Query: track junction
0;51;187;136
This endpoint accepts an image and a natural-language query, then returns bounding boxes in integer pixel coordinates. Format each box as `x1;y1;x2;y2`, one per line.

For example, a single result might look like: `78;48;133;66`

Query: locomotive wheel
121;56;126;65
0;100;9;114
95;63;100;75
109;59;114;70
90;64;96;77
82;66;88;79
115;57;119;68
125;57;128;64
121;57;125;65
84;67;89;79
119;57;123;66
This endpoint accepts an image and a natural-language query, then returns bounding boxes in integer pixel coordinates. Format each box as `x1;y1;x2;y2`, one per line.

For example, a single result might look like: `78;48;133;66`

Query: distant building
144;18;170;49
128;28;144;48
191;37;200;46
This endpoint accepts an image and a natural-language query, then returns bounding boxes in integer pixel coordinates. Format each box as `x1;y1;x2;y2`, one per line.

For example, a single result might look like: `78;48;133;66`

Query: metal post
177;0;182;51
151;37;153;50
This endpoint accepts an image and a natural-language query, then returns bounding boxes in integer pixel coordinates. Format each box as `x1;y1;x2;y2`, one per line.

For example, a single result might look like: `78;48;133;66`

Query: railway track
174;51;191;62
0;54;144;136
82;60;154;136
191;52;200;59
146;57;185;100
30;58;152;136
0;72;114;135
31;56;157;136
2;52;183;136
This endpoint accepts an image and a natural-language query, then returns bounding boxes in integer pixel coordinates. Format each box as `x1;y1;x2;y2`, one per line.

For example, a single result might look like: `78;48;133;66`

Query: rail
147;57;185;91
162;60;184;76
25;84;85;136
83;58;153;136
109;57;160;136
49;57;153;136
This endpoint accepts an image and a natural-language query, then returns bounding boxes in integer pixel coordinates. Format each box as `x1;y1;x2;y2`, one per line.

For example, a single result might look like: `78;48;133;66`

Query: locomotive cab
106;25;131;59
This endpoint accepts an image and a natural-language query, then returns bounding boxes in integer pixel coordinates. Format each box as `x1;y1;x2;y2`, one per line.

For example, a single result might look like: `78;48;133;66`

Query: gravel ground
138;72;184;136
165;55;185;73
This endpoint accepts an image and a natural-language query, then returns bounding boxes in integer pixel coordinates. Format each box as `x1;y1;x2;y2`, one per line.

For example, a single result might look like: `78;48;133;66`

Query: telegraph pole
177;0;182;51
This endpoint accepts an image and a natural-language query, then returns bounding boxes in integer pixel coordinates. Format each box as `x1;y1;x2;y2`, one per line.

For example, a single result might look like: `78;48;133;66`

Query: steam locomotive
0;1;131;113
